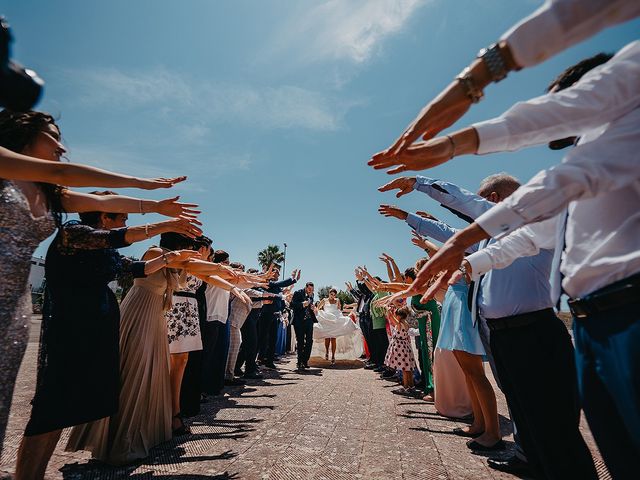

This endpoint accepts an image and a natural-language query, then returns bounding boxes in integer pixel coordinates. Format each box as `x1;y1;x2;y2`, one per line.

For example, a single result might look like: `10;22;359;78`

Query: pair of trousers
237;309;260;374
371;327;389;367
490;310;597;480
225;324;243;380
258;309;277;361
573;301;640;480
180;349;203;417
359;313;373;359
201;321;227;394
294;320;314;365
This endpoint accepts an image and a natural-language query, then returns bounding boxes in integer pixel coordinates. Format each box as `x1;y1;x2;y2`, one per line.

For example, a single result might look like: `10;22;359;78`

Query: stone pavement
1;318;610;479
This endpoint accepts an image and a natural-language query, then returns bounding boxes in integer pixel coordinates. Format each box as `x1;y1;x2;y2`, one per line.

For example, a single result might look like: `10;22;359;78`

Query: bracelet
144;223;149;238
140;199;146;215
455;67;484;103
445;135;456;159
477;43;508;83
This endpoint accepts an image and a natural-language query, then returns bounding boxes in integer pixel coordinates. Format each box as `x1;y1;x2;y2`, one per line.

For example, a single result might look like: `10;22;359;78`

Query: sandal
453;427;484;438
466;439;505;452
172;413;192;436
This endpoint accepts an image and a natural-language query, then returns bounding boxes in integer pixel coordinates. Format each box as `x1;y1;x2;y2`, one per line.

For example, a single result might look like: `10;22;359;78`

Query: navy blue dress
25;221;145;435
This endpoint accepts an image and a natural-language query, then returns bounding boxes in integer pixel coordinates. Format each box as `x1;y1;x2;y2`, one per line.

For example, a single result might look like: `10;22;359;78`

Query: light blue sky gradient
5;0;638;289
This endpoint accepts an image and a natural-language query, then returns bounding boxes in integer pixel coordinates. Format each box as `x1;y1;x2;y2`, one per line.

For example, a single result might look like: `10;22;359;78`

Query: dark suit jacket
291;288;317;325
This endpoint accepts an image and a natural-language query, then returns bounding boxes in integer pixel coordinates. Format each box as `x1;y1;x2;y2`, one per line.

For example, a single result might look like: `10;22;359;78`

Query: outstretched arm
0;146;187;189
61;191;200;218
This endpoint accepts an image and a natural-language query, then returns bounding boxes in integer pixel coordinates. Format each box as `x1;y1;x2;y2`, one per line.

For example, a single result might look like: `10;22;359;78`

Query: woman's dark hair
160;232;194;251
404;267;416;281
78;190;120;226
0;109;65;225
213;249;229;263
230;261;245;271
395;307;410;319
329;288;337;294
247;268;259;274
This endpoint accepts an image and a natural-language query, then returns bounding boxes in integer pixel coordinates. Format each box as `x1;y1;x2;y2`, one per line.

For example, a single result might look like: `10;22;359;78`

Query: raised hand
138;176;188;190
369;79;472;162
166;216;203;238
155;196;201;218
166;249;201;267
411;231;430;250
378;204;408;221
378;176;416;198
369;137;454;174
415;211;438;221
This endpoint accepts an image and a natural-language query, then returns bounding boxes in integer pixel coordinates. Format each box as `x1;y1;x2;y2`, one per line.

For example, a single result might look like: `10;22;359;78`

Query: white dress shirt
472;41;640;299
501;0;639;68
205;284;231;323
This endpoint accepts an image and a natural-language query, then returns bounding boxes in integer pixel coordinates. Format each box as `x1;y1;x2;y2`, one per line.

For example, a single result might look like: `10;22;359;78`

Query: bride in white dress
312;288;363;363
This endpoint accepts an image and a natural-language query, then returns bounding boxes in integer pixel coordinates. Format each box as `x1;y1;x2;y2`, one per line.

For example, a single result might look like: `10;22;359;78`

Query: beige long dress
66;266;179;465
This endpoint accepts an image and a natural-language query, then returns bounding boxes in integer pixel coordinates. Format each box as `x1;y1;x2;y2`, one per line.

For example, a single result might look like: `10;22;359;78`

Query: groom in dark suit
291;282;317;370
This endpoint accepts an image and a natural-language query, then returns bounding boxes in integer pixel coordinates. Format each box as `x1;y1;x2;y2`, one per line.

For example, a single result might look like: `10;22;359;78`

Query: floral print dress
166;274;203;354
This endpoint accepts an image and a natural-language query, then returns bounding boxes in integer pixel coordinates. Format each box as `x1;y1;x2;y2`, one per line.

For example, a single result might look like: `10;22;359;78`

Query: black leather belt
568;272;640;319
486;308;555;331
174;291;197;298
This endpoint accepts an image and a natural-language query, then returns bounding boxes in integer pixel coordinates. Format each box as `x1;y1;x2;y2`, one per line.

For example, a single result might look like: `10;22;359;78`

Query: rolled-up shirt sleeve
414;176;493;220
473;41;640;155
476;105;640;238
501;0;639;68
467;217;557;279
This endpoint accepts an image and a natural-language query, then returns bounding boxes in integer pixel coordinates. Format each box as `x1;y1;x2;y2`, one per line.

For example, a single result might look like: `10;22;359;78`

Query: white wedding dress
311;301;364;360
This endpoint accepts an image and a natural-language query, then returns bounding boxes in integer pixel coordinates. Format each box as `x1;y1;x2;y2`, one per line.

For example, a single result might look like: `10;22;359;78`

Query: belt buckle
568;298;589;319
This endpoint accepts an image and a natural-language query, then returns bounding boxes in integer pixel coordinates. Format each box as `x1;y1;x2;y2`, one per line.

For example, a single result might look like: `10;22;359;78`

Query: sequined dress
0;180;56;453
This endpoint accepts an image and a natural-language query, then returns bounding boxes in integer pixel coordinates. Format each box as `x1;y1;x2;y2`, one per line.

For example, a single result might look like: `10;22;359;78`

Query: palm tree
257;244;285;270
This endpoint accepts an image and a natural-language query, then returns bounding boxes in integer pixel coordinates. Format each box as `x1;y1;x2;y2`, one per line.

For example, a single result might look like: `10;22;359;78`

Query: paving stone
0;328;612;479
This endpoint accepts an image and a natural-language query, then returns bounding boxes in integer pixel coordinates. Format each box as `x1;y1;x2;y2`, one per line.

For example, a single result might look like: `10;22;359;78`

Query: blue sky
5;0;639;290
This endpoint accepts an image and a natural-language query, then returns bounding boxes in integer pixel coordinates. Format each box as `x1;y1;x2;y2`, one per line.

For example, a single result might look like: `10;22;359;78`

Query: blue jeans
573;302;640;479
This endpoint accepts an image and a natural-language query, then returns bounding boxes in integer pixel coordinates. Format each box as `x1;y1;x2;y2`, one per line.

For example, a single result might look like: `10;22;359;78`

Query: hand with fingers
138;176;189;190
378;176;416;198
415;211;438;221
369;137;455;175
368;77;473;165
378;204;408;221
155;196;201;218
166;216;203;238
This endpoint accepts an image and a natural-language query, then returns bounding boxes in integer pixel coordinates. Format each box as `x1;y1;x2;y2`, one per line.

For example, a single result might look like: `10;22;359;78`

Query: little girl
384;304;417;393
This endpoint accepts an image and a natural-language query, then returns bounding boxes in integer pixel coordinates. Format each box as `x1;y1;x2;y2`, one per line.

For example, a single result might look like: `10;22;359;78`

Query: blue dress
436;280;485;356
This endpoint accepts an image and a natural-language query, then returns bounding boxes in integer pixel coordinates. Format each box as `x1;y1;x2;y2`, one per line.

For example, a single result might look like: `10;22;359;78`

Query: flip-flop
453;427;484;437
466;439;506;452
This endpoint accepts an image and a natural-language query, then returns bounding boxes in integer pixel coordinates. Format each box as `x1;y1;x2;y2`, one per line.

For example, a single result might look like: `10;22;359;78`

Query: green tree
257;244;285;270
337;290;355;306
318;286;331;300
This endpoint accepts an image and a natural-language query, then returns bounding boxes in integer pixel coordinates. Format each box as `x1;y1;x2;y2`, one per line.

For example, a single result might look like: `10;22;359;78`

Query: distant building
29;256;46;292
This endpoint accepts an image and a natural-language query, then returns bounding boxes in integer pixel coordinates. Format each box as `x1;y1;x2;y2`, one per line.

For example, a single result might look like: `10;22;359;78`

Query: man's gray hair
477;173;521;198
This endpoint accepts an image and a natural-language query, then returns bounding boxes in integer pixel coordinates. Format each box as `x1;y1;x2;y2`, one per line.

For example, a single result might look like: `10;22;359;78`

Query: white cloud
268;0;429;65
58;67;358;132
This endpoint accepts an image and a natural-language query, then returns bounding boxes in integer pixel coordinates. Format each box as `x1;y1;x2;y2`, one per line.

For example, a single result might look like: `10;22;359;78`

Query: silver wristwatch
478;43;508;82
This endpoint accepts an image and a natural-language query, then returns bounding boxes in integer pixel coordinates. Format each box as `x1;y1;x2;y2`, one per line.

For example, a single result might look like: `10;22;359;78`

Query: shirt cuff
472;119;511;154
406;212;422;230
466;251;493;281
476;202;525;239
414;176;433;188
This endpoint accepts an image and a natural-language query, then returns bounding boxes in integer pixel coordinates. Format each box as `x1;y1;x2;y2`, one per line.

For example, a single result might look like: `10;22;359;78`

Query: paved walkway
1;318;610;479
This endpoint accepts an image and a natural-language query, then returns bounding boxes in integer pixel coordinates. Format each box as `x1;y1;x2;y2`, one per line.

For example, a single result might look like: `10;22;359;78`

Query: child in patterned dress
384;305;417;392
